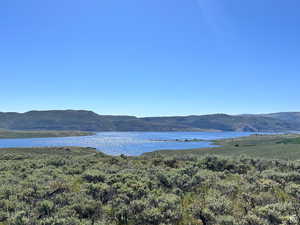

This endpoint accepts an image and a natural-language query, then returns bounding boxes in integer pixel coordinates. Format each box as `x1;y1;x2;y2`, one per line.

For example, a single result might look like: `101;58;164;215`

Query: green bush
0;148;300;225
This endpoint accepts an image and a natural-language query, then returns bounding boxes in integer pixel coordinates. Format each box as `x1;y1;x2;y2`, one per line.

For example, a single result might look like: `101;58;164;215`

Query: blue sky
1;0;299;116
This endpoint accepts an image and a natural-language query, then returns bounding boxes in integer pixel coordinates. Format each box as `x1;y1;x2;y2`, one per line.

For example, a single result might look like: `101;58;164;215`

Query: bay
0;131;270;156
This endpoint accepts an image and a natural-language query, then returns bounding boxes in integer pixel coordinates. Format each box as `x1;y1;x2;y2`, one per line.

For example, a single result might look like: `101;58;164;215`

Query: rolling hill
0;110;300;132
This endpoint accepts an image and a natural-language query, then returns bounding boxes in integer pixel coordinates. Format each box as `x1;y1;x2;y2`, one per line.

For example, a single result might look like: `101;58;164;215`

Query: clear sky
1;0;299;116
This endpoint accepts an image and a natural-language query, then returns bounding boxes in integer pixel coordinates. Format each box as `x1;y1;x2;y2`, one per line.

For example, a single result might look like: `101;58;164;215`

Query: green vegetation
1;134;300;225
0;130;94;139
276;137;300;145
1;110;300;131
146;133;300;160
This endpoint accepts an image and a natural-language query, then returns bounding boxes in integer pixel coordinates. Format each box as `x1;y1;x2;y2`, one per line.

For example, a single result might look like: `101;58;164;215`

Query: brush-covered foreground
1;142;300;225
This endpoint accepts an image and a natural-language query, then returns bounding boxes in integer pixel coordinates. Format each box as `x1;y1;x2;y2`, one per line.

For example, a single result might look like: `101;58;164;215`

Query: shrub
37;200;55;217
82;170;106;183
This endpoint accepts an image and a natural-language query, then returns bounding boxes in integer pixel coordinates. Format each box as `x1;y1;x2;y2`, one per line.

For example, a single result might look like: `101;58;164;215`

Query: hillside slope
0;110;300;132
263;112;300;123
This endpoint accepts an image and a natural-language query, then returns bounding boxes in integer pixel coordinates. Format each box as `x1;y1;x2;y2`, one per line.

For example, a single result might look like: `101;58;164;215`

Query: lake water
0;132;268;156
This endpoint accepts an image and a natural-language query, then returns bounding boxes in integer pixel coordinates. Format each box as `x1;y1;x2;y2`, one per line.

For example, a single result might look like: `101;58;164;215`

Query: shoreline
1;133;300;159
0;130;96;139
143;133;300;160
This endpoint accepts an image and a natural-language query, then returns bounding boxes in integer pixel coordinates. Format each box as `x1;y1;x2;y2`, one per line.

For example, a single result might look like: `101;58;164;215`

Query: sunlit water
0;132;271;156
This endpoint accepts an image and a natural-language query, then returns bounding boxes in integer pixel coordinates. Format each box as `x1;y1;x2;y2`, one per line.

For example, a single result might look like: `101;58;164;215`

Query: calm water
0;132;269;156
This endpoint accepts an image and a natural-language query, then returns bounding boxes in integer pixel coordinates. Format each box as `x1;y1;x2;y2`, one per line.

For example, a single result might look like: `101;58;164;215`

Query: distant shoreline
0;130;95;139
151;138;205;142
143;133;300;160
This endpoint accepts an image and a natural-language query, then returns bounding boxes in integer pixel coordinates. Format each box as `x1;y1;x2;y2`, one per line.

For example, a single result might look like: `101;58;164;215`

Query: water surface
0;132;268;156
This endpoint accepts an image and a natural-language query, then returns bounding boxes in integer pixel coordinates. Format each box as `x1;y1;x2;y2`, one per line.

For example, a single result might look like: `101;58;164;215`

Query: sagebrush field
1;134;300;225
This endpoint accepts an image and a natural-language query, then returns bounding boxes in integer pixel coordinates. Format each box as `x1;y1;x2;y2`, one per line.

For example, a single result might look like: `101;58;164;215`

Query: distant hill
262;112;300;124
0;110;300;132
